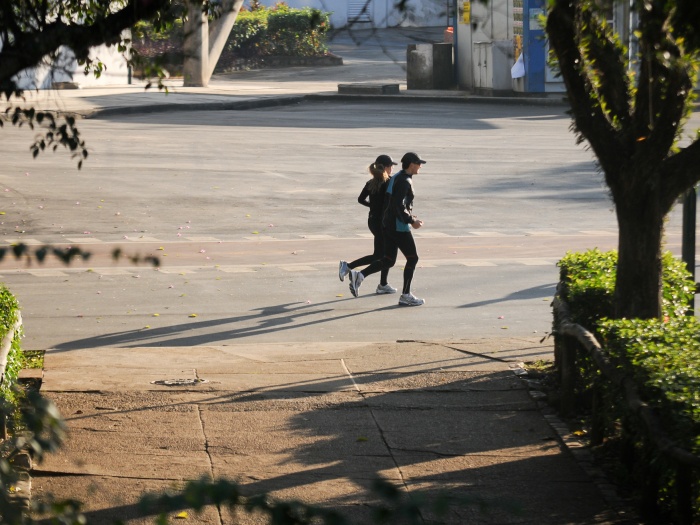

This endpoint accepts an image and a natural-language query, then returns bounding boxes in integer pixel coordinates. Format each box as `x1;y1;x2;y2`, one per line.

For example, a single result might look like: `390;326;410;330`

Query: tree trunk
183;0;243;87
613;187;665;319
183;0;208;87
207;0;245;80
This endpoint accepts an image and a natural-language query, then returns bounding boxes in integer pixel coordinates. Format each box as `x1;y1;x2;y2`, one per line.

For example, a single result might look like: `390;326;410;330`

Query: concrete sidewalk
31;338;631;524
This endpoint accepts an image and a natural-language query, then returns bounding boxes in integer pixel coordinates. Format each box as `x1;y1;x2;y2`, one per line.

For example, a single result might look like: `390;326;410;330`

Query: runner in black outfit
348;152;426;307
338;154;397;294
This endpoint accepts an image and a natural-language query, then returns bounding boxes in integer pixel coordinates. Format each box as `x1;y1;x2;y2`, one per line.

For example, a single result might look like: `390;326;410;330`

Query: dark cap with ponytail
374;154;397;167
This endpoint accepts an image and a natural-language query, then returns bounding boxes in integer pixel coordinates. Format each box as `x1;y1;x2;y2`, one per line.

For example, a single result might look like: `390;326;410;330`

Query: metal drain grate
150;378;207;386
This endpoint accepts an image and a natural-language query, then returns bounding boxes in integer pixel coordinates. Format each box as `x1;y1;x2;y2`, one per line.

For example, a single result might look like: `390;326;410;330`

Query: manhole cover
150;378;207;386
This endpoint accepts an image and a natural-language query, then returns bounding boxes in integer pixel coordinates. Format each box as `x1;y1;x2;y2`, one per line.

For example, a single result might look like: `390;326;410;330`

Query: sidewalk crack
196;396;223;525
341;359;426;524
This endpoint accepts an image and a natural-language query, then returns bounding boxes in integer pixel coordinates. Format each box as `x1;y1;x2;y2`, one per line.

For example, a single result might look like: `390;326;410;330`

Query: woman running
338;154;397;294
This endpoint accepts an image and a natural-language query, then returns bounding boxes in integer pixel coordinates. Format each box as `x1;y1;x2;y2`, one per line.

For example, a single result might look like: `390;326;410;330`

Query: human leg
349;232;398;297
368;222;395;293
395;232;423;306
342;218;381;280
373;226;392;288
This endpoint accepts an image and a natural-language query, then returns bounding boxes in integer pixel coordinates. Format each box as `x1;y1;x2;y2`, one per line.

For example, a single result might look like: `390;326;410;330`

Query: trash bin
407;43;453;90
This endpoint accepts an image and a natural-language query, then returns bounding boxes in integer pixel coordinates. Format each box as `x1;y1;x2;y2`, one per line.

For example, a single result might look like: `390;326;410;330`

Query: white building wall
11;40;130;90
455;0;516;91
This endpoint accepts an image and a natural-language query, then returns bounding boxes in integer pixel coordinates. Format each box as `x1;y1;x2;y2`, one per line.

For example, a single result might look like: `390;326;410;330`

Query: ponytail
367;162;390;193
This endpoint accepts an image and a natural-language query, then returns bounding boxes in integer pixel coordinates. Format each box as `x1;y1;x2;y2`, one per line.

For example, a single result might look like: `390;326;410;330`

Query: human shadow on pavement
459;282;556;309
51;297;400;351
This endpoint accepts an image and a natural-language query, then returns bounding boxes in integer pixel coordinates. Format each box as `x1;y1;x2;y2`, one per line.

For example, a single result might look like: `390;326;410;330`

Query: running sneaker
338;260;349;282
376;283;397;294
399;293;425;306
349;270;364;297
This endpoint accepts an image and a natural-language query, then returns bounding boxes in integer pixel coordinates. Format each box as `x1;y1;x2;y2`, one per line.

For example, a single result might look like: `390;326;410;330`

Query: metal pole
453;0;459;85
681;187;697;315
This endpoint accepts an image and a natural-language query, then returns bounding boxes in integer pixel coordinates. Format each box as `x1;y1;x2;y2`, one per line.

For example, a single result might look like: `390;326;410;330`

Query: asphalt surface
4;26;646;524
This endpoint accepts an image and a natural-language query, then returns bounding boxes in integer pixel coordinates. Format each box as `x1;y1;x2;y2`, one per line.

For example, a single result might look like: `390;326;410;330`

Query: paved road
1;98;689;350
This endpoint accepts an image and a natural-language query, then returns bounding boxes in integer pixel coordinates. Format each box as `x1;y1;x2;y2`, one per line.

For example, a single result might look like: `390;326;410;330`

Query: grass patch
19;350;44;370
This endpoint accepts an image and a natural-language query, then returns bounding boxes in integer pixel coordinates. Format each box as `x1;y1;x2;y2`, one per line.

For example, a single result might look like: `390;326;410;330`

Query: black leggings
361;229;419;295
348;218;389;285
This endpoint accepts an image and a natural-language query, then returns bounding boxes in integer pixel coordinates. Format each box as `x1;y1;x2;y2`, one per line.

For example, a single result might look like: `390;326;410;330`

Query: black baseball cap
375;154;397;166
401;152;427;165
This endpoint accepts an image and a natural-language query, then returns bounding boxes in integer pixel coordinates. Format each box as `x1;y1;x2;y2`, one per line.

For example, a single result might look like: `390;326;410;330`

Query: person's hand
412;218;423;229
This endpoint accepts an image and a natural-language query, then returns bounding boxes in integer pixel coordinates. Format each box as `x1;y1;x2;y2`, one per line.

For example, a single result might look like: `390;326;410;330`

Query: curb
80;91;569;119
511;364;642;525
83;95;307;119
307;93;570;107
8;450;32;510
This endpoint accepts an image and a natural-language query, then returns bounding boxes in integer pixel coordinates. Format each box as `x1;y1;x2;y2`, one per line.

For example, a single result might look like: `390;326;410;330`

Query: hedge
555;249;699;522
0;284;23;405
599;317;700;454
226;4;330;59
557;248;694;330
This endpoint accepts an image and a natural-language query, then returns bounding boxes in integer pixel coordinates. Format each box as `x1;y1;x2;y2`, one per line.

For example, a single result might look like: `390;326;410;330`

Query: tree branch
0;0;171;91
629;1;696;204
579;8;631;128
658;140;700;211
546;0;624;185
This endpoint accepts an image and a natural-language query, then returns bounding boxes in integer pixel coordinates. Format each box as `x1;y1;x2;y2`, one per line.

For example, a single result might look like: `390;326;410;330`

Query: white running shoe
339;260;349;282
376;283;397;294
399;293;425;306
349;270;364;297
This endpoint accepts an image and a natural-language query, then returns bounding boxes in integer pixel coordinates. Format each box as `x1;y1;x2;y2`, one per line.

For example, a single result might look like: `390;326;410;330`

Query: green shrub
557;249;695;330
225;4;330;59
0;285;23;404
227;9;269;59
266;5;330;56
598;316;700;520
599;317;700;453
557;248;616;330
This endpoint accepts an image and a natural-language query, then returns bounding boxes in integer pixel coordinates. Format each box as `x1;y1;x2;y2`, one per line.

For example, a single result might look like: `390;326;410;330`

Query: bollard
681;186;697;314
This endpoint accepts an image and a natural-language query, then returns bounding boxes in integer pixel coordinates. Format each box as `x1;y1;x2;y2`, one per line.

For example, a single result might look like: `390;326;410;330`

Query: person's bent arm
357;184;370;207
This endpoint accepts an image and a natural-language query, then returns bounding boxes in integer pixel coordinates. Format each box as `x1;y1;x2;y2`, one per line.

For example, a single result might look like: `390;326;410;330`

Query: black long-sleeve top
383;170;414;233
358;179;389;220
